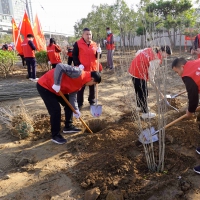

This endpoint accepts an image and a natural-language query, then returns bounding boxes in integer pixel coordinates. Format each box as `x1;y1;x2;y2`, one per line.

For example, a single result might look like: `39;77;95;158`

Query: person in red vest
67;46;73;65
21;34;37;81
129;46;171;119
37;64;101;144
73;28;102;109
47;38;62;69
172;57;200;174
104;27;115;70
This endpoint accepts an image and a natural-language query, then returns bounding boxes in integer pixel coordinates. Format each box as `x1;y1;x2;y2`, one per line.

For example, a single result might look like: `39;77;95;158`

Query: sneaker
63;125;82;133
31;78;39;82
196;147;200;154
193;165;200;174
141;112;156;119
29;78;33;80
51;134;67;144
110;66;115;70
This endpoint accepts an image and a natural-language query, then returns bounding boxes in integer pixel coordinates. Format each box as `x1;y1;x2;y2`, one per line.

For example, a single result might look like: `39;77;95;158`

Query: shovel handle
173;91;187;98
58;91;93;134
96;43;100;105
165;106;200;129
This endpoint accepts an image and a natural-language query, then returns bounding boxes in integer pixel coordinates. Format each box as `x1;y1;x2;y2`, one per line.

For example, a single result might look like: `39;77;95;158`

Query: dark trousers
37;83;73;137
132;77;148;113
25;57;36;79
19;55;26;66
77;85;95;107
68;57;73;65
52;64;57;69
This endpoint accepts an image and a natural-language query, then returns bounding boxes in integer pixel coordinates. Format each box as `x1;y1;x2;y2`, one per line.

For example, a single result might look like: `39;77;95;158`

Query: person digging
37;64;101;144
172;57;200;174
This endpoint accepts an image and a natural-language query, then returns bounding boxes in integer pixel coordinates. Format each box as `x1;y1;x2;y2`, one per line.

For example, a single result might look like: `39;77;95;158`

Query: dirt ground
1;51;200;200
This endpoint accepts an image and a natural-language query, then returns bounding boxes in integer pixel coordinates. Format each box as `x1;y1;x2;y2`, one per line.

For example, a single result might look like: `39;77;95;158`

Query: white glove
104;40;107;44
79;64;84;70
73;110;81;119
48;61;51;65
97;47;102;54
52;84;60;93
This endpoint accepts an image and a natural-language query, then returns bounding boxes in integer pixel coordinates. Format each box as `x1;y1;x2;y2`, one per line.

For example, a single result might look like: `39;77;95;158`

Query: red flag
19;11;39;50
33;14;46;51
11;18;23;54
20;11;34;38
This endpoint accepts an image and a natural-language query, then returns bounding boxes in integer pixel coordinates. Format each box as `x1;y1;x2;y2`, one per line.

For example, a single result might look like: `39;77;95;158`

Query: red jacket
47;44;62;64
38;68;92;95
128;48;162;80
77;38;102;71
182;60;200;93
21;38;35;58
106;33;115;50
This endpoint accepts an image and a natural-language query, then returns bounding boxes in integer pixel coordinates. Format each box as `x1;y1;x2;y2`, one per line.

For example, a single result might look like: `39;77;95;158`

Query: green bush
35;51;50;71
0;50;18;78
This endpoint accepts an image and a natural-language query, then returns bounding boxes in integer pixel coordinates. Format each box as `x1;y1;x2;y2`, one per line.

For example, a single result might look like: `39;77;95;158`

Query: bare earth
0;51;200;200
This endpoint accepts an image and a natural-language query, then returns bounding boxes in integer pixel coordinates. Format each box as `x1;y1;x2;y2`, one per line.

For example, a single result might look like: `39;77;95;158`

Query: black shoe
193;165;200;174
196;147;200;154
51;134;67;144
63;125;82;133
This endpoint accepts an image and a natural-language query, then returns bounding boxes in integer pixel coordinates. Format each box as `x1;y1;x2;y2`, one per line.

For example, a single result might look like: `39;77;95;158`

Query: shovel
166;91;187;99
139;106;200;144
58;91;93;134
90;44;102;117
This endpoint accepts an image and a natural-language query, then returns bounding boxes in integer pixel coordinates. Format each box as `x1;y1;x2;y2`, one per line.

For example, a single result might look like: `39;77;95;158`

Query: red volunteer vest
128;48;161;80
47;44;61;64
21;38;35;58
77;38;98;71
67;51;73;57
106;33;115;50
182;60;200;93
38;68;92;95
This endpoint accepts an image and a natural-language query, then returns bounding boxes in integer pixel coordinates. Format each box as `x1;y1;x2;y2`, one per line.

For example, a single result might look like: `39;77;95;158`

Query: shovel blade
139;127;159;144
90;105;102;117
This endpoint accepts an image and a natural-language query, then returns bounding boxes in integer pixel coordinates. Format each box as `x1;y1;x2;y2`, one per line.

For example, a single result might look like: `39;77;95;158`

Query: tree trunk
167;29;174;48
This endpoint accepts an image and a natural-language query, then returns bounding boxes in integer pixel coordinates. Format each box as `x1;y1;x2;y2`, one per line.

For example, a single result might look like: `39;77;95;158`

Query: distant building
0;0;33;33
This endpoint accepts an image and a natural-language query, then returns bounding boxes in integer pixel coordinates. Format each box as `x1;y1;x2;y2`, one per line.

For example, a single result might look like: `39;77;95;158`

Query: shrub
35;51;50;71
0;50;18;78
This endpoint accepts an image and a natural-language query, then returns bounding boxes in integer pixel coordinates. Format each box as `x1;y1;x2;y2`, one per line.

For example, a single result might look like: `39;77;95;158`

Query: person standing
128;46;172;119
47;38;62;69
104;27;115;70
67;46;73;65
37;64;101;144
171;57;200;174
21;34;38;82
73;28;102;109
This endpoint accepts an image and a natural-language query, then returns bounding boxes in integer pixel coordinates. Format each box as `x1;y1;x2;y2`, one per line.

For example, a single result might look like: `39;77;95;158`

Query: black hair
160;45;172;55
27;34;34;38
91;71;101;83
171;57;187;69
82;28;91;32
106;27;110;30
50;38;56;44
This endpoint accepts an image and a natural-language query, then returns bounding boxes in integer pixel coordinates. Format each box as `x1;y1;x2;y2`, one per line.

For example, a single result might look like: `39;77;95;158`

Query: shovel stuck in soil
90;44;102;117
58;91;93;134
166;91;186;99
139;106;200;144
